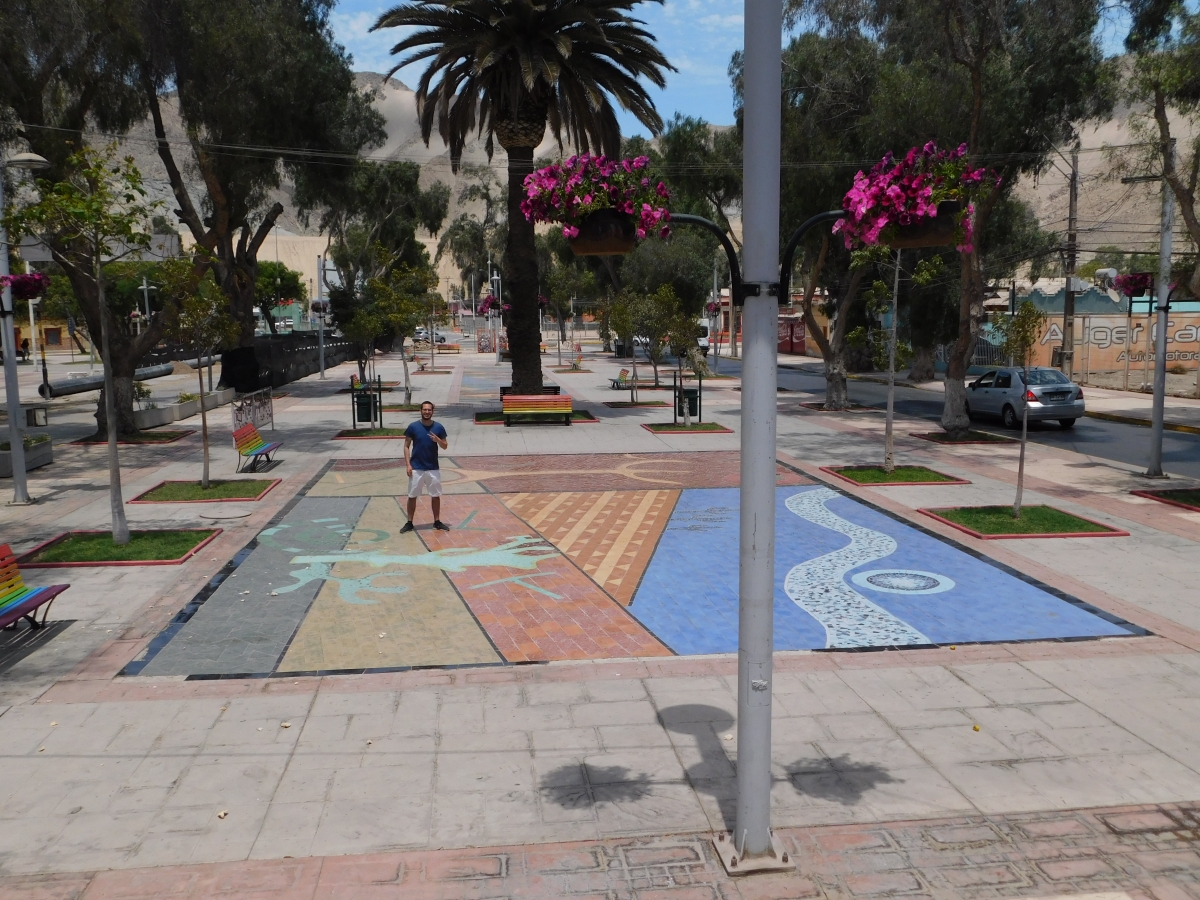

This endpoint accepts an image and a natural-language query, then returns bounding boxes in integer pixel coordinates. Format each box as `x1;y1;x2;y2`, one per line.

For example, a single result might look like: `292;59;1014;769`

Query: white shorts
408;469;442;498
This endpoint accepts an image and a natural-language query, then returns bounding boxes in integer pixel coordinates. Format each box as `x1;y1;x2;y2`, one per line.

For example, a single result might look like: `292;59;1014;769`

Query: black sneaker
399;521;415;534
433;520;451;531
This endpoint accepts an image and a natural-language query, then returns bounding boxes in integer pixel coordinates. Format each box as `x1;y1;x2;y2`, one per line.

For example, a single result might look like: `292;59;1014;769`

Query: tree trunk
96;253;130;545
503;145;542;393
825;357;849;410
1014;399;1028;518
198;363;210;489
940;376;971;437
399;337;412;405
95;377;138;439
909;345;936;382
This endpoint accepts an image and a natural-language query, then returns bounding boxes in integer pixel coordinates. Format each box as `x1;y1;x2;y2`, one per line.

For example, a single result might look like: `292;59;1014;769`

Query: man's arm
432;424;448;450
404;434;413;475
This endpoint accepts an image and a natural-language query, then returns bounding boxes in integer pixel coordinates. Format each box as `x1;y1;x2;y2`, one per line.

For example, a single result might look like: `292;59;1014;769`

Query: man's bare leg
407;497;417;523
432;497;441;521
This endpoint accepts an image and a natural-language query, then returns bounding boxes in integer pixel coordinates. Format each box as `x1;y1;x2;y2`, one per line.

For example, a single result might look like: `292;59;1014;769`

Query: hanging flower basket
0;273;49;300
522;155;671;257
1114;273;1153;298
833;143;998;254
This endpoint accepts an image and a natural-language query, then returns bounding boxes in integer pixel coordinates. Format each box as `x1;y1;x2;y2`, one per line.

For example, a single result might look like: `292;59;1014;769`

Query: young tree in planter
5;146;157;544
161;281;239;489
667;309;706;427
991;300;1047;518
367;264;435;406
608;292;640;403
634;284;681;388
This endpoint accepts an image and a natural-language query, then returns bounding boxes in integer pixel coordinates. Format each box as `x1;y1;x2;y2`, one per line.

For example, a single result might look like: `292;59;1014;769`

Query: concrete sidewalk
1;347;1199;899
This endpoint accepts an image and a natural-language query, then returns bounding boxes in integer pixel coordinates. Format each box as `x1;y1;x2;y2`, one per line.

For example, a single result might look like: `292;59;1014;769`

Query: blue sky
331;0;1133;137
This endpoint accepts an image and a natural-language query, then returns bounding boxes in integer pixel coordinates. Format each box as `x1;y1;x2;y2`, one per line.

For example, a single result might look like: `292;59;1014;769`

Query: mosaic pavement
126;454;1142;678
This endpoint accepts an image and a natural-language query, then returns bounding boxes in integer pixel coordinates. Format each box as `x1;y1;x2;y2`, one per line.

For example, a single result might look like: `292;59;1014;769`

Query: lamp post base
7;497;38;506
712;831;793;875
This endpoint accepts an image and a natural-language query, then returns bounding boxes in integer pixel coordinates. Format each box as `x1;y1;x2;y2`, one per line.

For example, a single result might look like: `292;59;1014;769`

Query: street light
1;151;50;505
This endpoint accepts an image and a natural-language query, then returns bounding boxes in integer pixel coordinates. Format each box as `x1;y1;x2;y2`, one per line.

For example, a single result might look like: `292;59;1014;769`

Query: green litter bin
676;386;699;417
354;392;376;423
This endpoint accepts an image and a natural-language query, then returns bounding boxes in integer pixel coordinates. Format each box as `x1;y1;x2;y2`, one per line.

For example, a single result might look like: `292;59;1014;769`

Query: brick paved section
5;803;1197;899
425;494;672;661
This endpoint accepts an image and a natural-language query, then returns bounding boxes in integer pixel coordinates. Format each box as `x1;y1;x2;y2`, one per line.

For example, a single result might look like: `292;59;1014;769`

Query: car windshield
1022;369;1070;385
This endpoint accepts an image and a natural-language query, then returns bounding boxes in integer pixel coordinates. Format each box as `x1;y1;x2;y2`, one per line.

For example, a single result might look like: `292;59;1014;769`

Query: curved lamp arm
670;213;746;304
778;210;844;305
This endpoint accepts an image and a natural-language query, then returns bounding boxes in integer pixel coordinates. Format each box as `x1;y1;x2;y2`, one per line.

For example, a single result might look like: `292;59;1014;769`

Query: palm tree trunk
503;146;542;393
96;250;130;545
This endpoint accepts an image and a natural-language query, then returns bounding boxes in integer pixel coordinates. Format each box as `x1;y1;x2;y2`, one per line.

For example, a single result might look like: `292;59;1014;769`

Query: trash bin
676;386;699;417
354;392;376;423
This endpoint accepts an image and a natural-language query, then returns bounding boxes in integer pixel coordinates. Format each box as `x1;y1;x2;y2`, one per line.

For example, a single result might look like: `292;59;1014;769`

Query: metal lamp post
1;151;50;504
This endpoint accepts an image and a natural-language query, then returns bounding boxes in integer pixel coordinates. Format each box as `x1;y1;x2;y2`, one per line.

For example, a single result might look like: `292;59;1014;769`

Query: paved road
709;356;1200;480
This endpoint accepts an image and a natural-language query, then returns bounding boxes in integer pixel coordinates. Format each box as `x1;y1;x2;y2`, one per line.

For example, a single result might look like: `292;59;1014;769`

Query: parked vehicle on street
696;321;710;356
966;366;1085;429
414;327;451;343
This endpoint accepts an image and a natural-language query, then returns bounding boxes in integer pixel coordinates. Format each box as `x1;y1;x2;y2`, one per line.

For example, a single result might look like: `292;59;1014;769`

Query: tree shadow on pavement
659;704;737;828
786;753;897;804
540;764;652;808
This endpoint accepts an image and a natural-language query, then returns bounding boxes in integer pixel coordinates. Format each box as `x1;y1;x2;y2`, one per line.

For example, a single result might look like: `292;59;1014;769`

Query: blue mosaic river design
627;485;1134;654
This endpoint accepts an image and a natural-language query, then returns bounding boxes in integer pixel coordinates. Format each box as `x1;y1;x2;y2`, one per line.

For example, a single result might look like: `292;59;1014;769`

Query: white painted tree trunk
96;248;130;544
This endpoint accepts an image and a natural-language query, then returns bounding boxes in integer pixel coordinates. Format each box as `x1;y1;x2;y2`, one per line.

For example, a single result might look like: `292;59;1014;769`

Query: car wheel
1002;404;1019;429
1059;418;1076;429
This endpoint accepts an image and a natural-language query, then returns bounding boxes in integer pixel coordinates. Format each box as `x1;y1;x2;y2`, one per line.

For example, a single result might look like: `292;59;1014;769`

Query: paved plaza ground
3;344;1200;899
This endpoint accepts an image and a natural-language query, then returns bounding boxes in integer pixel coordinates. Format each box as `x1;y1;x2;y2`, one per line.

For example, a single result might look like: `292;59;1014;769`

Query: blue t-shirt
405;420;447;470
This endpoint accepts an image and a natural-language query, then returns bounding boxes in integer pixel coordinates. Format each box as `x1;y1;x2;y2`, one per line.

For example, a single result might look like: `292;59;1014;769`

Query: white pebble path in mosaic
783;488;933;649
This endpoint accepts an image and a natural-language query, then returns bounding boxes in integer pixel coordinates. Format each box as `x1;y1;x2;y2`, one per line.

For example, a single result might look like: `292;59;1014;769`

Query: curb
1085;410;1200;435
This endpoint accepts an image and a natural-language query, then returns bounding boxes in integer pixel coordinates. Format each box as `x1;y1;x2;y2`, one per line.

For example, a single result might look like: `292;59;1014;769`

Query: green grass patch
474;410;599;424
134;480;276;502
603;400;670;408
26;530;217;563
382;404;425;412
932;505;1115;535
334;428;409;438
642;422;732;433
1135;488;1200;511
912;430;1017;444
829;465;961;484
73;430;193;445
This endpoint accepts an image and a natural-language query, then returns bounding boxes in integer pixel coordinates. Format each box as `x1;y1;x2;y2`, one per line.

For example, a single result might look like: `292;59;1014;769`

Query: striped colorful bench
233;423;282;473
501;394;574;426
0;544;68;631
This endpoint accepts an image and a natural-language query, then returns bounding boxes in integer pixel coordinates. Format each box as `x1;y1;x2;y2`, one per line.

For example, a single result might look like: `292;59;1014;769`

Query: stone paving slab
2;802;1196;899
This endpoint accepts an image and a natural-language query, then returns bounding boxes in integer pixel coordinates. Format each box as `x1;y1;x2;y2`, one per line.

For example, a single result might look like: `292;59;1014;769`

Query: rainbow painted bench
501;394;573;426
0;544;68;631
233;423;282;473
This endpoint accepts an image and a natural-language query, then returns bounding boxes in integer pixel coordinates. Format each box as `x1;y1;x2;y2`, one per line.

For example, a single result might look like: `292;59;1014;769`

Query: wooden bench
502;394;574;426
437;344;462;353
233;423;282;473
0;544;68;631
499;385;560;396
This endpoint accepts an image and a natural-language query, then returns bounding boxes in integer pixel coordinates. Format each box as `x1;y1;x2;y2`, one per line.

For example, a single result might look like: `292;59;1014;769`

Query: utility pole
1061;147;1079;380
316;255;326;379
1147;141;1176;478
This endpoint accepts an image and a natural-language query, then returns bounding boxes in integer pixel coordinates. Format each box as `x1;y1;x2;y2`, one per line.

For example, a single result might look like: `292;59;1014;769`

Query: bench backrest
0;544;27;605
233;423;266;454
502;395;573;411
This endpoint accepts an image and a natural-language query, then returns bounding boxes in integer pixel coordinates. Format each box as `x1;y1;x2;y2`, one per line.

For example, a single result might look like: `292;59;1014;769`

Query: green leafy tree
436;166;507;304
656;114;743;245
633;284;682;387
666;307;704;426
608;291;640;401
991;301;1047;518
5;146;157;544
160;268;239;489
373;0;673;393
367;264;437;404
137;0;385;348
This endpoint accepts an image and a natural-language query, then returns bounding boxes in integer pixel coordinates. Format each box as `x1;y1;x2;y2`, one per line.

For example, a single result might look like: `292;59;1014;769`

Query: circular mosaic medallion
850;569;955;595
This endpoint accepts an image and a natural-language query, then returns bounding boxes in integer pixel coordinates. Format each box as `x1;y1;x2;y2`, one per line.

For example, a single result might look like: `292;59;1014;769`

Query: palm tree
373;0;673;392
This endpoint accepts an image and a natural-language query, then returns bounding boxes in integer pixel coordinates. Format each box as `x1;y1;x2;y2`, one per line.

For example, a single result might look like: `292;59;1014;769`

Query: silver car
966;366;1085;429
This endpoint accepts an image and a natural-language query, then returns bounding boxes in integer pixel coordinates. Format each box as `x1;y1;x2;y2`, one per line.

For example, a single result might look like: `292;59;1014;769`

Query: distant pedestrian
19;338;30;361
401;401;449;532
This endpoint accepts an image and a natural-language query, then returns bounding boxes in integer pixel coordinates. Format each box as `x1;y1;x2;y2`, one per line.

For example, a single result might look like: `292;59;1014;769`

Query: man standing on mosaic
401;401;450;532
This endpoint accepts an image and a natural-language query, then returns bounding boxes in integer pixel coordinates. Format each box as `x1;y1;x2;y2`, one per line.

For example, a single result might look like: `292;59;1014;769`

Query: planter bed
18;529;221;567
551;368;594;374
603;400;670;408
822;465;969;486
0;435;53;477
382;404;426;412
1130;488;1200;513
72;430;194;445
799;402;879;412
474;410;598;425
130;479;280;503
918;505;1128;539
911;430;1018;445
333;428;409;439
641;422;733;434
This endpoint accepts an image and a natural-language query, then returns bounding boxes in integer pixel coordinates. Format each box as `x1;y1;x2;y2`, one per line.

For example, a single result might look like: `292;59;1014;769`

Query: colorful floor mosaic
126;454;1142;678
